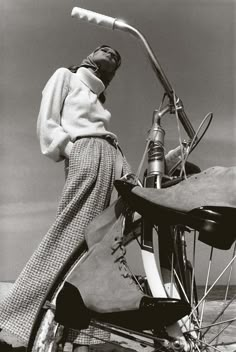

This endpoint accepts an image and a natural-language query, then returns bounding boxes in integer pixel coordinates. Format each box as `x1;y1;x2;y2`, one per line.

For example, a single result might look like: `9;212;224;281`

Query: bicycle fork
141;109;167;298
142;109;191;351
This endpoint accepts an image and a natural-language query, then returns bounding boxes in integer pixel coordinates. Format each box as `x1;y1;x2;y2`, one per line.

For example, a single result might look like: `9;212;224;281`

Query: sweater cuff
61;140;74;159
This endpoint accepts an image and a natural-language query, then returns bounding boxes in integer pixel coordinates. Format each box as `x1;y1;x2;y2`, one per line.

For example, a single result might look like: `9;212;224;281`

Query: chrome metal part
113;20;196;139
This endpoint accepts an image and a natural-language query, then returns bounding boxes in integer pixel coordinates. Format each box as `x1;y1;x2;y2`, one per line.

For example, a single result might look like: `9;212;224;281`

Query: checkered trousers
0;137;130;346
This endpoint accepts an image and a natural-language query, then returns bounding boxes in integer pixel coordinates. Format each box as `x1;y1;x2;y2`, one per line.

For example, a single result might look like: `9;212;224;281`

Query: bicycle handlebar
71;7;117;29
71;7;196;140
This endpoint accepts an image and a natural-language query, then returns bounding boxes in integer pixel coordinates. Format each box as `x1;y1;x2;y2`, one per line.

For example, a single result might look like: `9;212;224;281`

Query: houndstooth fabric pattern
0;137;131;347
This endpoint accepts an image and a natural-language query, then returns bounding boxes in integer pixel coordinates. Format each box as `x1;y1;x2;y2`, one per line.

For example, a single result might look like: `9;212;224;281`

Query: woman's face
92;47;120;73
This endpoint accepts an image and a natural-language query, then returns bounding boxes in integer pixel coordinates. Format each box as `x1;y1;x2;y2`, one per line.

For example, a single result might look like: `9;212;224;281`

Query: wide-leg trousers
0;137;130;346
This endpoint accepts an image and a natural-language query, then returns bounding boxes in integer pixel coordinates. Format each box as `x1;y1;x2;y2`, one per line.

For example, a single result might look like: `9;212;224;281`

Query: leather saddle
114;178;236;250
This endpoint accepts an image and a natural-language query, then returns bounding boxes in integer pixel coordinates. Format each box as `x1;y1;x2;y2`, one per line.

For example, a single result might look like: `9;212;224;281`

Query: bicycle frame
28;8;236;352
71;7;197;295
71;6;198;347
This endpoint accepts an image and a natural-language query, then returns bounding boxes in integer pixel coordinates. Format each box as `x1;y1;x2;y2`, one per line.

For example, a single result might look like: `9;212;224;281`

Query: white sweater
37;67;117;162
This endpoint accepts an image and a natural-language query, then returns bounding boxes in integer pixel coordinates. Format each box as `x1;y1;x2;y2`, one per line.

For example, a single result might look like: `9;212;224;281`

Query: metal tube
114;21;173;94
114;20;196;139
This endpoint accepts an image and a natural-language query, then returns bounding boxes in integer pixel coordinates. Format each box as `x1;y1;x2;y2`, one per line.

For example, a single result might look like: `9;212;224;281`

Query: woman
0;45;130;352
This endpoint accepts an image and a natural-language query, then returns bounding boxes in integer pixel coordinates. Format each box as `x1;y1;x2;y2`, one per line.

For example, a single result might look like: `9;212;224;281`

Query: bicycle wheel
161;224;236;352
28;219;235;352
28;242;88;352
114;172;236;351
27;218;192;352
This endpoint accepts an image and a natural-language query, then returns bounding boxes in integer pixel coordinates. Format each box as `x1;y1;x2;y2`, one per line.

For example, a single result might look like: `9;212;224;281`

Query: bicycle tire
28;223;236;352
27;242;88;352
167;225;236;352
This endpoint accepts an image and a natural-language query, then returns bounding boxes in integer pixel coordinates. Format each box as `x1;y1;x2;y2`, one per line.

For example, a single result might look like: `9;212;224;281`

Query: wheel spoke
187;317;236;333
201;294;236;337
224;243;236;302
199;247;214;330
214;243;236;346
188;253;236;320
189;335;225;352
207;320;235;345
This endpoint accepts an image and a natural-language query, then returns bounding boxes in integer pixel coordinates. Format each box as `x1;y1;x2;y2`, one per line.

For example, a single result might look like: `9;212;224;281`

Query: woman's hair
68;65;106;104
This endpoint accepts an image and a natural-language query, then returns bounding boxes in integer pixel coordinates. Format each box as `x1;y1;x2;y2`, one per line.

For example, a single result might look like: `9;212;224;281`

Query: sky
0;0;235;284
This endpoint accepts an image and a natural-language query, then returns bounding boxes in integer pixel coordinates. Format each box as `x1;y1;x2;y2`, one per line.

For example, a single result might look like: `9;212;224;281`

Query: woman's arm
37;68;74;162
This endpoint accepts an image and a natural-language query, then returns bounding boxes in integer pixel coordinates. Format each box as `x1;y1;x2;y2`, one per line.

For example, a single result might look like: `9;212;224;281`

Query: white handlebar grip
71;7;116;30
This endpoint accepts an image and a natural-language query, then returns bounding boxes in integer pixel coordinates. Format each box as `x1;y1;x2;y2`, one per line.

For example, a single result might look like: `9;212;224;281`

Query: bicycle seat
114;180;236;250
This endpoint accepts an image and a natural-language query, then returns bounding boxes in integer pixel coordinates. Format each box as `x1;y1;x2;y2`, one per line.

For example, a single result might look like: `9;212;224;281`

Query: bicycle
27;7;236;352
